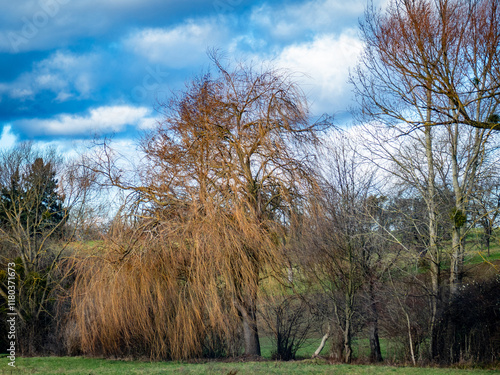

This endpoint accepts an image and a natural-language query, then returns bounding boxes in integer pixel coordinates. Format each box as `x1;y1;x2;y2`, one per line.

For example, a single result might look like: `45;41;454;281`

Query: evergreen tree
0;157;66;235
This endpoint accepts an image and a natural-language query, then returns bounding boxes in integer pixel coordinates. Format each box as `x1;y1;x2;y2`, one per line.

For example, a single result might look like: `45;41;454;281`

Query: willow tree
71;55;325;358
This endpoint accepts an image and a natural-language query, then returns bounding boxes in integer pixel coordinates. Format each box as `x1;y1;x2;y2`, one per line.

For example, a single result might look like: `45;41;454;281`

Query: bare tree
352;0;500;359
296;134;386;363
445;124;494;296
353;122;447;359
70;54;327;359
353;0;500;132
260;292;316;360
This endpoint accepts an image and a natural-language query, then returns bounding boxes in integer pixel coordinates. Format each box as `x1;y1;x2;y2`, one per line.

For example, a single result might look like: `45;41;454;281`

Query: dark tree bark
368;279;383;362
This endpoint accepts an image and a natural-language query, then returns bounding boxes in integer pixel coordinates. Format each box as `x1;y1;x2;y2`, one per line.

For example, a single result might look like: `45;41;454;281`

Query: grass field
0;356;499;375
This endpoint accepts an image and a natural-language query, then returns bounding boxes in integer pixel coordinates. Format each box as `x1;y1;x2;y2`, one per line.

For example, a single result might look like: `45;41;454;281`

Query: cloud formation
15;105;151;137
250;0;364;41
0;125;17;149
0;0;383;144
276;30;364;115
0;50;100;102
124;19;226;67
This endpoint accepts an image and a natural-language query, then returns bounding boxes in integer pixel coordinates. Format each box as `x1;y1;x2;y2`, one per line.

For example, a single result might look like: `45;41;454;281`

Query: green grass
259;336;331;359
407;232;500;274
0;356;498;375
466;249;500;265
464;230;500;263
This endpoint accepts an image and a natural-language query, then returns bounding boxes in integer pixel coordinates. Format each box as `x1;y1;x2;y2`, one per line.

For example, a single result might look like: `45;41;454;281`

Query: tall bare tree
352;0;500;359
71;54;327;358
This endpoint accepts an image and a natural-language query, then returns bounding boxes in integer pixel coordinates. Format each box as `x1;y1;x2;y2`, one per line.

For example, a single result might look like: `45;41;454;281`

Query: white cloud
55;91;73;102
0;50;100;102
35;50;98;98
276;31;364;115
10;88;35;99
250;0;366;40
0;125;18;149
18;105;151;137
124;20;225;67
138;117;158;130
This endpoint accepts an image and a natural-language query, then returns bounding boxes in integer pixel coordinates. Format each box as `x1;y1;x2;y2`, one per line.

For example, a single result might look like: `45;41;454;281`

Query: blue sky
0;0;384;153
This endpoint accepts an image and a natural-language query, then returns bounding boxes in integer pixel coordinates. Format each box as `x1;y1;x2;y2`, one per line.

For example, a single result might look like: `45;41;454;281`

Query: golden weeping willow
68;53;326;359
69;208;278;359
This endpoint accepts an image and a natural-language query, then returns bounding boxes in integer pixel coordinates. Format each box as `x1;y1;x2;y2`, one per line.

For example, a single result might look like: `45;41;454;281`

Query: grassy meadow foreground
1;357;499;375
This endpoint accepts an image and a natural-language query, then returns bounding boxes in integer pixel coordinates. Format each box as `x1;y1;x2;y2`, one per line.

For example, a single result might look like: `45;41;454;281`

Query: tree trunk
343;286;354;363
312;324;330;358
449;122;464;298
450;225;464;297
368;280;383;362
237;295;261;356
342;257;356;364
424;113;440;361
485;225;492;256
343;315;352;363
429;222;441;361
405;310;416;366
368;320;382;362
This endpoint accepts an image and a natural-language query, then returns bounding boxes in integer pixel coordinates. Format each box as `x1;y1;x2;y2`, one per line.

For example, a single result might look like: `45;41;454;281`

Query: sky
0;0;385;154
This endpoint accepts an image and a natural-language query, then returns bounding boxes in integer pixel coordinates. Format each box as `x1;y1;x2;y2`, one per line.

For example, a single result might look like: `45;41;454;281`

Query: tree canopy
352;0;500;131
